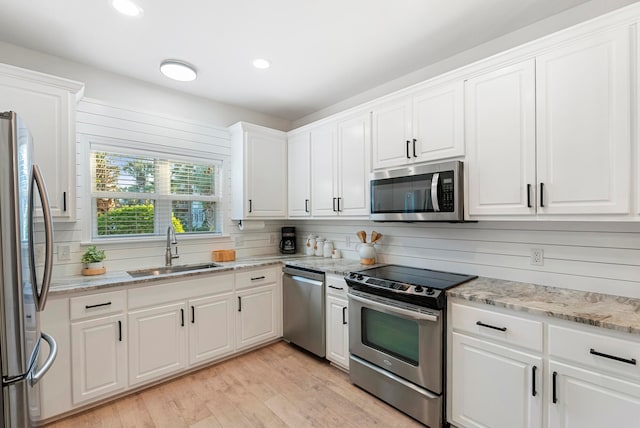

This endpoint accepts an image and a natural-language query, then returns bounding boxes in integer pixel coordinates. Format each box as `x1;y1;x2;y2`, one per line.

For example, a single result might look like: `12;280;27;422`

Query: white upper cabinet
372;80;464;170
336;112;370;216
310;124;337;216
287;131;311;217
536;27;630;216
371;96;412;169
230;122;287;219
465;59;537;217
0;63;84;220
466;26;631;220
310;111;370;217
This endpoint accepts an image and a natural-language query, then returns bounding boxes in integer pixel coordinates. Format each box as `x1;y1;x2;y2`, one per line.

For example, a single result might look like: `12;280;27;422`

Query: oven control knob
426;288;435;295
356;274;364;281
414;286;424;293
349;273;357;279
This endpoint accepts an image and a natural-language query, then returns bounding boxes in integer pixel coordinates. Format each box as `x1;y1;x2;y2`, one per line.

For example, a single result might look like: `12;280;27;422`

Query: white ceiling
0;0;598;121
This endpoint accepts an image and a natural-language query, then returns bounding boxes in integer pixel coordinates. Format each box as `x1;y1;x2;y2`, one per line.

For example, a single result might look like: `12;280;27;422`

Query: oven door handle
349;294;439;322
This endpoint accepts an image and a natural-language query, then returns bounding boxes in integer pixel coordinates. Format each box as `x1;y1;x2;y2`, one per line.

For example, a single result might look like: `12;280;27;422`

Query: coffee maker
279;227;296;254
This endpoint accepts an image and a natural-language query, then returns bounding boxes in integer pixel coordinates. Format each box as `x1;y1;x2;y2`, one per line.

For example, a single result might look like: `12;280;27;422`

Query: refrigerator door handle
29;332;57;386
29;164;54;312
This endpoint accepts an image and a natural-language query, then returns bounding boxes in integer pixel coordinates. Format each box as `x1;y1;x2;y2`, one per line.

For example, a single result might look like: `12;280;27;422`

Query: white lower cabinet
325;273;349;370
236;284;279;351
449;300;640;428
128;302;188;386
450;332;542;428
69;290;127;405
326;295;349;369
71;314;126;404
548;361;640;428
35;265;278;423
235;266;282;352
188;293;235;366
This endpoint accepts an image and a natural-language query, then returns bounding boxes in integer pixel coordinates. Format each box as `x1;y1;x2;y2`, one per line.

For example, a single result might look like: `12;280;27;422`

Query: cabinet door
236;284;278;351
371;97;412;169
287;132;311;217
326;295;349;370
451;332;542;428
413;80;464;162
188;293;235;366
128;302;187;386
336;112;370;216
71;314;126;405
465;60;536;217
310;124;338;216
246;131;287;217
536;27;630;215
548;361;640;428
0;67;82;219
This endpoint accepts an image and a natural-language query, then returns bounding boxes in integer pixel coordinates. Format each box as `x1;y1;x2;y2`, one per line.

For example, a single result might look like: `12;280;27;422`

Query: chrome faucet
165;226;179;266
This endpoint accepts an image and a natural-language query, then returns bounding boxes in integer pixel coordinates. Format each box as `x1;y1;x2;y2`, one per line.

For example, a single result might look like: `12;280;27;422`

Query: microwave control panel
441;173;455;212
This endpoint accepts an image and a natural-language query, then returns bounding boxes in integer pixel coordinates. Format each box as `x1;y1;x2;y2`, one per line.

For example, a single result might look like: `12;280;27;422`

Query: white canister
315;237;325;256
323;240;334;258
357;243;376;265
306;235;316;256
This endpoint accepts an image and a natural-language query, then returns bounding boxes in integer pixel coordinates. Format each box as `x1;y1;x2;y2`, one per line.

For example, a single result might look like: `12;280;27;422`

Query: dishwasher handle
288;275;324;287
283;266;325;282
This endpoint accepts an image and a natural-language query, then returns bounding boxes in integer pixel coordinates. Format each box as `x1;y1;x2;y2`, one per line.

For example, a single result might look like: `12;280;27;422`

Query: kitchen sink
127;263;221;278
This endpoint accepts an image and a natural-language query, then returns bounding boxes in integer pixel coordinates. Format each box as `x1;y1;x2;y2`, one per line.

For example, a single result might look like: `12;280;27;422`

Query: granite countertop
49;254;370;296
449;277;640;335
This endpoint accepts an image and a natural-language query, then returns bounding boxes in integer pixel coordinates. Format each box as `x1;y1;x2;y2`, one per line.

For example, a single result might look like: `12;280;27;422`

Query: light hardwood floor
46;341;424;427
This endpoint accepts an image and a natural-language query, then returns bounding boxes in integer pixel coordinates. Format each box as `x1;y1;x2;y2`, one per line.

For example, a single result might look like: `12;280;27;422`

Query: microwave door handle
431;172;440;212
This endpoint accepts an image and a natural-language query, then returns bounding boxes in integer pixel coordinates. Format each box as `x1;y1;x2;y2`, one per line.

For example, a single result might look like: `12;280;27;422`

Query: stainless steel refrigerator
1;112;57;427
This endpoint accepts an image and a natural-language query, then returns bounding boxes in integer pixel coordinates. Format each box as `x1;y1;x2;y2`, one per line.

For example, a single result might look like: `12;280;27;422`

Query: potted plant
81;246;106;272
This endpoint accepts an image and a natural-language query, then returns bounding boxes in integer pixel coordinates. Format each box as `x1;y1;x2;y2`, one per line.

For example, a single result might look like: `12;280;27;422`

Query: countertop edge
448;278;640;336
49;255;367;296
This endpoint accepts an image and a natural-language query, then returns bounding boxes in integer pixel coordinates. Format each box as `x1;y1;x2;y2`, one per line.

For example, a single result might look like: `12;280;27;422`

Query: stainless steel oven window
361;307;419;365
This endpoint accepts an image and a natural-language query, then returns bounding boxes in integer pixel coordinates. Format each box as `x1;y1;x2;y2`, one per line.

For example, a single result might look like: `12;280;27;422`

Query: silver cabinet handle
29;164;53;312
431;172;440;212
29;332;57;386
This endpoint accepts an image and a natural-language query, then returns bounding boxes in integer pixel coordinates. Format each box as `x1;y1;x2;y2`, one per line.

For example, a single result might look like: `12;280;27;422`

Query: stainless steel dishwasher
283;265;325;357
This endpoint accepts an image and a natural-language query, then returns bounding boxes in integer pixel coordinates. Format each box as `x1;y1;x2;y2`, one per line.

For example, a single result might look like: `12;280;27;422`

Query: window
91;150;222;239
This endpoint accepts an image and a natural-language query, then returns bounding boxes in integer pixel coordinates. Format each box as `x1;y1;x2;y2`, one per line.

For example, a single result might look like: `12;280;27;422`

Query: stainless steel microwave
370;160;464;222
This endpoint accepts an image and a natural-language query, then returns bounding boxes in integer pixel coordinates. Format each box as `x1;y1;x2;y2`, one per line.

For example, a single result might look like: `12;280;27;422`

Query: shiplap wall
50;99;283;278
292;219;640;299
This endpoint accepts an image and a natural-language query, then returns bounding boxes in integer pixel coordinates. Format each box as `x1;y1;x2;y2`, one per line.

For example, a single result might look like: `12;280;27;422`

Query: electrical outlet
345;236;351;247
530;249;544;266
269;234;277;245
235;236;244;247
58;244;71;261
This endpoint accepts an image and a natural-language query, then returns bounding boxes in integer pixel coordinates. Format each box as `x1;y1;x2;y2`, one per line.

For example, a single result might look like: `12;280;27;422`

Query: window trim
83;136;225;241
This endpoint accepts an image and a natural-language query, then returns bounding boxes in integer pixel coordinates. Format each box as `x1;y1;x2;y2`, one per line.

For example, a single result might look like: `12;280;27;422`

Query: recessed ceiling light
111;0;143;17
159;60;197;82
252;58;271;69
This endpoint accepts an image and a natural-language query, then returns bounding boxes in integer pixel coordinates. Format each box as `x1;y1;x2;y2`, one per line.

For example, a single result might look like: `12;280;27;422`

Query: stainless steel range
345;265;476;428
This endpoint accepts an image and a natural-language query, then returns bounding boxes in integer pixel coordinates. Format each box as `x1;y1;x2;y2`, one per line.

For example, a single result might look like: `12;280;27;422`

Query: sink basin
127;263;221;278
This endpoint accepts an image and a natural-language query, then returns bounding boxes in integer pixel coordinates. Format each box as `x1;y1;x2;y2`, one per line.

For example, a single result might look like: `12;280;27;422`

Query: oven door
348;290;443;393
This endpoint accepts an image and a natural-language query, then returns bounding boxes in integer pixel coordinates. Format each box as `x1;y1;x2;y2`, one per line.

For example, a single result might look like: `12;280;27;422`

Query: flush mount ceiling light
160;60;197;82
252;58;271;69
111;0;143;17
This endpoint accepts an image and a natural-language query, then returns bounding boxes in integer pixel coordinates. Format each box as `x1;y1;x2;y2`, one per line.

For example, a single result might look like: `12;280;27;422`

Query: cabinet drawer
70;290;126;321
451;302;543;352
549;324;640;379
236;266;278;290
326;274;347;298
